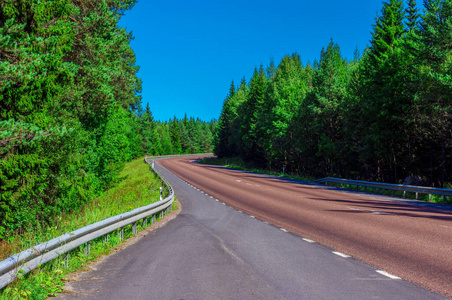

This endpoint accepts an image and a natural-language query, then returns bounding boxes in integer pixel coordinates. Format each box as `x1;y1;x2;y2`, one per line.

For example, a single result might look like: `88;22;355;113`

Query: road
61;157;450;299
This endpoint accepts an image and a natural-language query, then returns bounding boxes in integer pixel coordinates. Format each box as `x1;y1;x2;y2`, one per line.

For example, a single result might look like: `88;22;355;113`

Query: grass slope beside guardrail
0;157;176;299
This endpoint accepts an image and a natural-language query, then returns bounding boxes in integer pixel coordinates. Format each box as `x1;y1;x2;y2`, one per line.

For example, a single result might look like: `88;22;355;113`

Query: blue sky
119;0;418;121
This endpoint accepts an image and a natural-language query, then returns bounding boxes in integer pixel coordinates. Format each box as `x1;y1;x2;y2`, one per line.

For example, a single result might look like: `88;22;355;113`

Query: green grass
0;157;177;299
198;157;315;182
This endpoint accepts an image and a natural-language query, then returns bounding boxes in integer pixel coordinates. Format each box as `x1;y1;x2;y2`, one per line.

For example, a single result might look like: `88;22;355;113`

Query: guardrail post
356;185;359;191
373;187;376;194
152;214;155;224
443;195;446;204
104;234;109;245
382;189;386;196
120;228;124;241
132;222;137;235
160;187;163;201
64;254;69;269
416;192;419;200
403;191;406;199
142;217;147;228
84;243;90;256
429;194;432;202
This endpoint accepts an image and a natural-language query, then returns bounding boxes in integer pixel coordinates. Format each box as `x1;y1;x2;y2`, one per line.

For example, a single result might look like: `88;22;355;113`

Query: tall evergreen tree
267;54;307;170
405;0;420;30
370;0;406;64
169;117;182;153
214;81;235;157
240;65;267;163
415;0;452;186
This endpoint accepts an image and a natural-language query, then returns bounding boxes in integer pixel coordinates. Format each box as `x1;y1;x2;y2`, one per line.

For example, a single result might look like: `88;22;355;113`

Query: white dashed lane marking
333;251;351;258
303;238;315;243
376;270;401;279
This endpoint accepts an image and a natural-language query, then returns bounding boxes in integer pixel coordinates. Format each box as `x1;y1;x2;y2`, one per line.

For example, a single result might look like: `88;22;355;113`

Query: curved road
61;157;450;299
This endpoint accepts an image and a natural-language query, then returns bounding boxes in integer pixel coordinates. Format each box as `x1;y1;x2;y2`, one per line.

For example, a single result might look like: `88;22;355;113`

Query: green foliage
214;0;452;188
0;0;142;239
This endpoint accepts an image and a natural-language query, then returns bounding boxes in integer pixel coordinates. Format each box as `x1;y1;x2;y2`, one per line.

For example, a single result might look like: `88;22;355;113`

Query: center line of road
376;270;401;280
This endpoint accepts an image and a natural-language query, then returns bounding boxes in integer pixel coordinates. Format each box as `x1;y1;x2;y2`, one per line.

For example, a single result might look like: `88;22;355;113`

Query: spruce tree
214;81;235;157
416;0;452;186
169;117;182;153
240;66;267;163
405;0;420;31
370;0;406;63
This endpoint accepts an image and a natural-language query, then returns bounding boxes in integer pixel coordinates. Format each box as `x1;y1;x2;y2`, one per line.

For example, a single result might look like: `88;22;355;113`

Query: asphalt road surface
61;157;450;299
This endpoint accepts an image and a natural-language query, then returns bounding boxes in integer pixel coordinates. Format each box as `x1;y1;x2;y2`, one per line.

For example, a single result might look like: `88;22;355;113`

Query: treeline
214;0;452;187
139;104;216;156
0;1;214;239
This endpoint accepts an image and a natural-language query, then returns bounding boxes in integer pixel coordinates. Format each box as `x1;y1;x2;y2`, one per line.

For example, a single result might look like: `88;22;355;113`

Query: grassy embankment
199;157;450;204
0;157;176;299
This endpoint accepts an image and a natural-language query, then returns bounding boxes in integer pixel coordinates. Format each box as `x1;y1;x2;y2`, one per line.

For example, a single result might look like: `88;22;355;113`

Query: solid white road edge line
302;238;315;243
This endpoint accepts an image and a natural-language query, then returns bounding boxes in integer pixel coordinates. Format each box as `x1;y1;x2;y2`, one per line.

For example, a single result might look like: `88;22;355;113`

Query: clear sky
118;0;417;122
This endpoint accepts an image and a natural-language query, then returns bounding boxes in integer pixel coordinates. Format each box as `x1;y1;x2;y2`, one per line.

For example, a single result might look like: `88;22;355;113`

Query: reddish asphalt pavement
159;157;452;298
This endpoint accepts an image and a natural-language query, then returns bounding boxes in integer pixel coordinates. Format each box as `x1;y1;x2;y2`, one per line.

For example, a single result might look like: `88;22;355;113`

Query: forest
0;1;215;239
214;0;452;189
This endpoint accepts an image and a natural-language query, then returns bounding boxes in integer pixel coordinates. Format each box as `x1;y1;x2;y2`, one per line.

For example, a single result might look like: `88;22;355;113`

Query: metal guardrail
314;177;452;204
0;157;174;290
145;153;213;160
